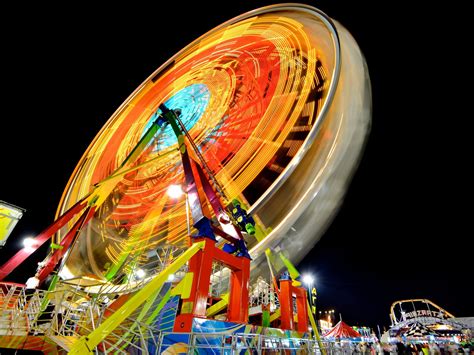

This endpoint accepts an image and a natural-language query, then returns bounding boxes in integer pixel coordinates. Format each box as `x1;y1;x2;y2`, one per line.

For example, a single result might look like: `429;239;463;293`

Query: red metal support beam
36;206;96;282
294;286;309;332
228;256;250;323
174;238;214;332
188;238;215;318
279;279;309;332
174;238;250;332
0;198;88;281
279;279;294;330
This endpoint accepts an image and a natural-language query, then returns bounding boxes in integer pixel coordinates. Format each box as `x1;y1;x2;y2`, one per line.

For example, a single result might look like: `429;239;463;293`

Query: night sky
0;1;471;330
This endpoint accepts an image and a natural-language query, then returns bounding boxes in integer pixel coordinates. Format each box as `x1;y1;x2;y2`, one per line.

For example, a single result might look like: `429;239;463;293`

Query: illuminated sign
0;201;25;246
402;310;449;320
308;287;317;315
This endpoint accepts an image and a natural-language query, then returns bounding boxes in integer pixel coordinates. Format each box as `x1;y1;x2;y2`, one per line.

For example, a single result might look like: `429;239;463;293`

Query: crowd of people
329;338;473;354
385;340;472;354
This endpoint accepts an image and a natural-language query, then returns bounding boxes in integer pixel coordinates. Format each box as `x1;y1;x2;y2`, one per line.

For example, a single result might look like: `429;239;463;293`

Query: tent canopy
323;321;362;339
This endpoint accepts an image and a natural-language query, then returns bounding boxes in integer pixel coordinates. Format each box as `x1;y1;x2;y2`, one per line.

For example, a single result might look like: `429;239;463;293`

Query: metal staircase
0;241;204;353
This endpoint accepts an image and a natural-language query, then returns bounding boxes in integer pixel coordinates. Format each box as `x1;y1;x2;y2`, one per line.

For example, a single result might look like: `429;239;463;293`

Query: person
414;343;423;354
358;341;367;354
347;341;356;354
24;273;40;302
25;273;40;289
374;341;383;354
333;337;342;354
337;339;349;354
428;341;440;355
387;342;397;355
395;339;409;354
450;342;462;354
462;341;471;354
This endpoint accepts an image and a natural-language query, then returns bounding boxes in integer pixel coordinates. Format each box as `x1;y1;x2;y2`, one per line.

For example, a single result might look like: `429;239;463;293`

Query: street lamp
302;274;314;286
301;273;326;352
301;273;316;319
22;237;36;249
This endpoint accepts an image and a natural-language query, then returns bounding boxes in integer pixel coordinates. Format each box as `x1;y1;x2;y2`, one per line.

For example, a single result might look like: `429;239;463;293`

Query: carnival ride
390;299;467;332
0;3;371;353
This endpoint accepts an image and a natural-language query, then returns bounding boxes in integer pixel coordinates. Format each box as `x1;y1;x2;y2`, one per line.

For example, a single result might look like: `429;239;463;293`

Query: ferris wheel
0;4;371;291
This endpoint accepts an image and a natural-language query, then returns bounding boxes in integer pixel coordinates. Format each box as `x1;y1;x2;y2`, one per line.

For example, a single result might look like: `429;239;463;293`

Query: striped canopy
323;321;362;339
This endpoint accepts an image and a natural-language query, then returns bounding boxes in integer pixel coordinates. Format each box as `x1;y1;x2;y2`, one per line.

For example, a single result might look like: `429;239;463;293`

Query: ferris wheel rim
55;3;342;223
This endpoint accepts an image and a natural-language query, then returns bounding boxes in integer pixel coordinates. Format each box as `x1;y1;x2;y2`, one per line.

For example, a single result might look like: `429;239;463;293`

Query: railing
249;277;279;312
0;282;29;335
0;282;25;310
0;281;161;353
0;283;399;354
40;286;165;353
157;331;332;354
1;242;205;354
3;280;328;354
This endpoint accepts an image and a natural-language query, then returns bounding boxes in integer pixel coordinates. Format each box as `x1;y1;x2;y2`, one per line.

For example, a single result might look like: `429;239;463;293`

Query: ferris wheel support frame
0;197;90;282
159;104;252;258
0;109;176;283
0;101;255;284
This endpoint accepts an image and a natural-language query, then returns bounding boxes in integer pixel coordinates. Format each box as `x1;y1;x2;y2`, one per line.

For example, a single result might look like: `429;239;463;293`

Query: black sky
0;1;471;329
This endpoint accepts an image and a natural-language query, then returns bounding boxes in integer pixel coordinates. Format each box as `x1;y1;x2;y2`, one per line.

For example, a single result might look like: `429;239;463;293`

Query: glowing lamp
167;184;184;199
22;237;36;249
302;274;314;285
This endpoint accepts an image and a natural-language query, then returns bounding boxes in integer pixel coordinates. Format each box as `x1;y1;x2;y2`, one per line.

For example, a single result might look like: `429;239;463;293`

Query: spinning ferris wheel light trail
0;3;370;287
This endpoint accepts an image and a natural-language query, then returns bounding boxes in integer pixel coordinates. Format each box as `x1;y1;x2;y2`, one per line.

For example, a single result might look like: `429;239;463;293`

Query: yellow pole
69;241;205;354
308;300;326;355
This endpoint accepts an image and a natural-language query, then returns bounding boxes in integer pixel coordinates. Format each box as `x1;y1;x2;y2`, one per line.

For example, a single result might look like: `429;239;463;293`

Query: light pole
301;273;326;355
302;274;314;289
302;273;315;315
302;274;314;336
